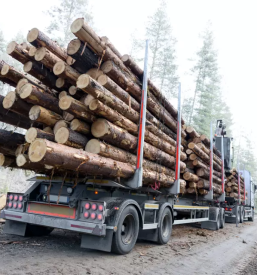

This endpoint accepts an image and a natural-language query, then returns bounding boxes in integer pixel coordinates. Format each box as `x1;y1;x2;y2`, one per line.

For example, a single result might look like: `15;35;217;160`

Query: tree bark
27;28;68;61
19;83;62;115
0;129;25;148
67;39;98;73
53;61;80;85
59;95;97;123
25;127;55;143
29;105;62;127
91;119;186;171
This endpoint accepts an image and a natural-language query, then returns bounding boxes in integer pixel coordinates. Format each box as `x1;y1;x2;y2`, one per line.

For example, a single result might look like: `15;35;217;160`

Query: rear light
229;208;232;211
97;214;103;221
9;195;13;200
98;205;103;212
13;202;17;209
14;195;18;201
84;212;89;218
18;203;23;209
91;213;96;220
8;202;12;208
19;196;23;202
225;207;228;211
92;204;97;211
85;203;90;210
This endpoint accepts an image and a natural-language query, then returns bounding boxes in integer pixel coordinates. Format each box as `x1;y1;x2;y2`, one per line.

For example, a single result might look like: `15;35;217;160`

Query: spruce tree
46;0;94;47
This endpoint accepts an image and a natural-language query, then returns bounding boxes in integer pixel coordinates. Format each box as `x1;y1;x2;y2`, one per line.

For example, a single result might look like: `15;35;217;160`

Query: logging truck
0;41;227;255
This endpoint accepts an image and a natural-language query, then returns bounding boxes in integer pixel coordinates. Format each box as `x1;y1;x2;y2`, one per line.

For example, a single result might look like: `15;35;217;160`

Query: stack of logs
0;18;240;197
225;168;245;200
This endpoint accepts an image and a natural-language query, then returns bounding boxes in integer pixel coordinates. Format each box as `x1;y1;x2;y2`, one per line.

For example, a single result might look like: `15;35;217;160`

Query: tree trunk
29;105;62;127
183;172;199;182
67;39;98;73
1;63;30;85
91;119;186;171
28;46;37;57
25;127;55;143
53;61;80;85
27;28;68;61
35;47;61;70
59;95;97;123
19;83;61;115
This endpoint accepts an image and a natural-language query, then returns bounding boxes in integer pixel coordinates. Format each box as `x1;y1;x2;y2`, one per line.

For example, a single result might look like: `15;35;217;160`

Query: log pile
0;18;230;197
225;168;245;200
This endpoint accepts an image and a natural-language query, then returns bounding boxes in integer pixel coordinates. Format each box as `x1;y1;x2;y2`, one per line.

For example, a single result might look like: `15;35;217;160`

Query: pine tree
46;0;94;47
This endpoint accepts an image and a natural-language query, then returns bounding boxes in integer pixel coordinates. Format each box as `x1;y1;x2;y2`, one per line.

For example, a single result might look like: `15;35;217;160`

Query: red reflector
18;203;23;209
229;208;232;211
91;213;96;220
19;196;23;202
98;205;103;212
8;202;12;208
225;207;228;211
97;214;103;221
13;203;17;209
92;204;97;211
14;195;18;201
9;195;13;200
85;203;90;210
84;212;89;218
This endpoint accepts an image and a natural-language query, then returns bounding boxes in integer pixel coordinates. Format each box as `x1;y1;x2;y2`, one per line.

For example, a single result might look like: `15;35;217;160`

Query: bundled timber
6;41;31;64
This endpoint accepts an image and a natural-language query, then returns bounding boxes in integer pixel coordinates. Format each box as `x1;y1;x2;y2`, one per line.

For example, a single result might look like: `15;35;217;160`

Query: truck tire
220;208;225;229
248;209;254;222
157;207;172;244
112;205;139;255
26;224;53;236
240;207;244;223
216;213;220;230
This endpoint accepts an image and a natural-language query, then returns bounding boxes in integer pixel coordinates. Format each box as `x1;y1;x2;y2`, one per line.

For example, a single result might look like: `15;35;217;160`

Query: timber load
225;168;245;200
0;18;224;196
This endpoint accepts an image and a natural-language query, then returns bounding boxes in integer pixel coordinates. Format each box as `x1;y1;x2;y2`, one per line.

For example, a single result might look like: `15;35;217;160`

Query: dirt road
0;219;257;275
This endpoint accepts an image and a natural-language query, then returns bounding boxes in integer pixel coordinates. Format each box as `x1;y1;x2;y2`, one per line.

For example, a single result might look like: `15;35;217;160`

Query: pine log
196;168;222;184
186;161;195;169
0;153;16;167
186;187;196;194
68;86;85;99
59;95;97;123
197;179;210;189
87;68;104;80
25;127;54;143
56;78;70;90
3;91;33;117
197;142;222;166
29;105;62;127
28;46;37;57
29;139;175;185
186;149;193;155
59;91;68;99
55;127;88;149
101;36;122;59
186;126;200;138
70;119;90;135
6;41;31;64
1;63;29;85
0;130;25;148
35;47;61;70
27;28;68;61
188;182;197;188
16;78;48;95
19;83;61;115
201;134;221;157
53;61;80;85
53;120;69;135
183;172;199;182
67;39;98;73
91;119;186;171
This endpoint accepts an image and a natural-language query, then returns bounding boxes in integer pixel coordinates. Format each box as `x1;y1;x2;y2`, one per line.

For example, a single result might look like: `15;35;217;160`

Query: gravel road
0;219;257;275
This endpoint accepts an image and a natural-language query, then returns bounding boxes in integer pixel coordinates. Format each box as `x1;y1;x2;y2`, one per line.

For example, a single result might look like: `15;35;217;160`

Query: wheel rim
121;214;135;245
162;214;170;238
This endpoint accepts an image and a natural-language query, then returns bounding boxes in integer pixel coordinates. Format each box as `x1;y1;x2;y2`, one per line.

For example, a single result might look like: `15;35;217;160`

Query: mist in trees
46;0;94;47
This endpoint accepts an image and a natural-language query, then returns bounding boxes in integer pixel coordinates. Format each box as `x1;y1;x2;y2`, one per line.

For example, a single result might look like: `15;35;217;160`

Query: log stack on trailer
225;168;245;200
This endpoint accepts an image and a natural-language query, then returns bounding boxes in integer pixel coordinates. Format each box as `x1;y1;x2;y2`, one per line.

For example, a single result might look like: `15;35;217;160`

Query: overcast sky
0;0;256;145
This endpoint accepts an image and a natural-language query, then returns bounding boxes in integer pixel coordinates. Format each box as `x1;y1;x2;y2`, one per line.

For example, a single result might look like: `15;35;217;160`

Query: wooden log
67;39;98;73
101;36;122;59
68;86;84;99
91;119;186;171
70;119;90;135
59;95;97;123
53;61;80;85
3;91;32;117
197;143;222;166
188;154;198;161
53;120;69;135
56;77;70;90
43;127;53;134
6;41;31;64
188;182;197;188
186;149;193;155
85;139;175;177
27;28;68;61
197;179;210;189
186;161;194;169
186;126;200;139
63;111;74;122
87;68;104;80
29;105;62;127
0;153;16;167
1;63;28;85
199;189;208;195
196;168;222;184
55;127;88;149
200;134;221;157
16;78;48;95
25;127;55;143
19;83;61;115
183;172;199;182
59;91;68;99
21;42;30;51
35;47;61;70
28;46;37;57
186;187;196;194
0;129;25;148
29;139;175;185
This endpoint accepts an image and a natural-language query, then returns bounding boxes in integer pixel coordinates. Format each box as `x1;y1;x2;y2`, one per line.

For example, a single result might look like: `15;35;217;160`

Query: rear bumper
1;209;107;236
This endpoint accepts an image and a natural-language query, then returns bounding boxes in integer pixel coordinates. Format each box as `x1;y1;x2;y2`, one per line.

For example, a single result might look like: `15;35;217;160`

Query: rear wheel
157;207;172;244
240;207;244;223
26;224;53;236
216;213;220;230
248;209;254;221
220;208;225;229
112;205;139;255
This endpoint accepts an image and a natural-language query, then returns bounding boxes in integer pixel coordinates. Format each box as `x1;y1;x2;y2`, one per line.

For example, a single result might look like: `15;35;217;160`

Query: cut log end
25;127;38;143
85;139;101;154
17;79;29;94
121;54;130;62
63;111;74;122
71;18;84;34
16;154;27;167
55;127;69;144
19;83;33;99
69;86;77;95
67;39;81;55
91;119;109;138
97;74;108;85
59;91;68;99
89;99;99;111
29;105;41;121
0;153;5;166
1;64;10;76
100;61;113;74
35;47;47;61
86;68;103;80
77;74;90;89
28;139;47;163
28;46;37;57
27;28;39;43
6;41;17;55
3;91;16;109
23;61;33;73
56;78;65;88
59;96;73;110
53;120;68;134
53;61;66;76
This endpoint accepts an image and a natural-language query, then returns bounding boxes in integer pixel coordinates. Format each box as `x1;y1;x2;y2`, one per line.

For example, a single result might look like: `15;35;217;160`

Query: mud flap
81;229;113;252
4;220;27;236
201;207;219;230
138;229;158;242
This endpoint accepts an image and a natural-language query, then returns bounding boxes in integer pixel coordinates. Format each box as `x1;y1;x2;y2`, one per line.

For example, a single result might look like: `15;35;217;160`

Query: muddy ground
0;219;257;275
